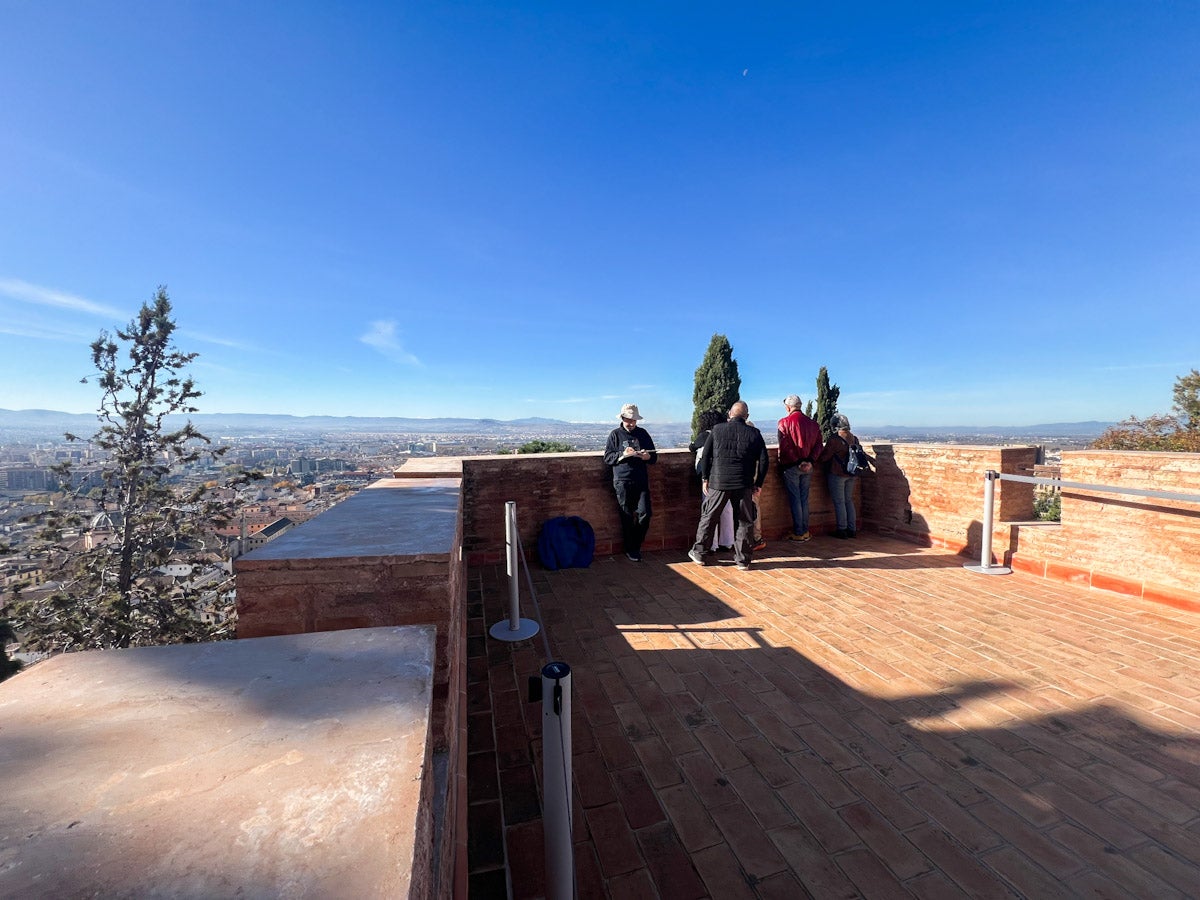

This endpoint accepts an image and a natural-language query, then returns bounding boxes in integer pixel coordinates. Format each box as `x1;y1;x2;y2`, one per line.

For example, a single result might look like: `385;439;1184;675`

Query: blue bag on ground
537;516;595;570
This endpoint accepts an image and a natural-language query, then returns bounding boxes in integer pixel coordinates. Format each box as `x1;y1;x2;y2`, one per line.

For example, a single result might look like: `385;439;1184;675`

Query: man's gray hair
729;401;749;419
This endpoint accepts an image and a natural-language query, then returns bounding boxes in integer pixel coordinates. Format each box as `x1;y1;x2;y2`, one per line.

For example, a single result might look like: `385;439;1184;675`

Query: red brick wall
859;444;1038;553
457;448;857;564
1009;450;1200;610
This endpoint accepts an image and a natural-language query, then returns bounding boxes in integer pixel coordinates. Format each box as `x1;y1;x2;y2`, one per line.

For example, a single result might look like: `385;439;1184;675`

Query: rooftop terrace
5;442;1199;897
466;537;1200;898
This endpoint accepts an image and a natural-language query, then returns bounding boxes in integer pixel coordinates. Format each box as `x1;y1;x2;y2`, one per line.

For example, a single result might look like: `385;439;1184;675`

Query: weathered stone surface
238;477;460;562
0;627;436;899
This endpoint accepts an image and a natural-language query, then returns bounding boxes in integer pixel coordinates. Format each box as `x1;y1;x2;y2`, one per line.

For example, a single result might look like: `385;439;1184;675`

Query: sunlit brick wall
1010;450;1200;607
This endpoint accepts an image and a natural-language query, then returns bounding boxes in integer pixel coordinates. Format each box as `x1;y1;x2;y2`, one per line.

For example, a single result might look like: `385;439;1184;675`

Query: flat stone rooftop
0;626;436;898
240;477;460;561
466;533;1200;898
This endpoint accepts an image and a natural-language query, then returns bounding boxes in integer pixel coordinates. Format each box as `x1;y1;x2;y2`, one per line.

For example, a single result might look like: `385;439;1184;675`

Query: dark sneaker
752;540;767;552
833;529;848;539
716;545;733;552
626;551;642;561
736;562;751;571
687;549;706;566
847;529;857;539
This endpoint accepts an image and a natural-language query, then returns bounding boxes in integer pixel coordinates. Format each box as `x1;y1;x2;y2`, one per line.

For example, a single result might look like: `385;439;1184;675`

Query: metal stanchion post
965;470;1012;575
541;661;574;900
490;500;541;641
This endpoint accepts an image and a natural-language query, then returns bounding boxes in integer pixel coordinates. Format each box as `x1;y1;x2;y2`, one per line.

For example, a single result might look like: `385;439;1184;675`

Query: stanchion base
489;619;541;642
963;564;1013;575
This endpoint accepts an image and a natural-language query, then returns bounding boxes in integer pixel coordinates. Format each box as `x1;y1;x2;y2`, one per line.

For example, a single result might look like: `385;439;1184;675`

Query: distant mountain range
859;421;1115;438
0;408;1116;440
0;409;578;435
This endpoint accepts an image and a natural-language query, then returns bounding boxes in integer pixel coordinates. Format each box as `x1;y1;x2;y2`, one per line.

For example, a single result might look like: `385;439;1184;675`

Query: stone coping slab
240;477;460;561
0;626;435;898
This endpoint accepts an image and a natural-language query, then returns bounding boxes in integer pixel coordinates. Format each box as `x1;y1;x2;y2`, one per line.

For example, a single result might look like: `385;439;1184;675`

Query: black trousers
614;481;652;556
692;487;757;565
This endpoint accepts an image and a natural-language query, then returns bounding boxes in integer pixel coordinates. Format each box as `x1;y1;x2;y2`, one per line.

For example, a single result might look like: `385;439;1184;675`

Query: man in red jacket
776;394;823;541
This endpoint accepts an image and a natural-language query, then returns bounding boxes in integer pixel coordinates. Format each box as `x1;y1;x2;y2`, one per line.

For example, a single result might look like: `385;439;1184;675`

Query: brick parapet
456;448;854;564
1007;450;1200;609
859;443;1037;553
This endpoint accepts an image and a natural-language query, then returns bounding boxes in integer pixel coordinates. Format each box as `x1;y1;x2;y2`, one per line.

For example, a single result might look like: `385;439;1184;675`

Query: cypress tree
691;334;741;439
814;366;841;440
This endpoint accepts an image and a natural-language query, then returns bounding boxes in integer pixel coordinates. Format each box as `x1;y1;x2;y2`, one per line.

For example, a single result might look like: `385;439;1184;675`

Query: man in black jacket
603;403;657;561
688;401;769;571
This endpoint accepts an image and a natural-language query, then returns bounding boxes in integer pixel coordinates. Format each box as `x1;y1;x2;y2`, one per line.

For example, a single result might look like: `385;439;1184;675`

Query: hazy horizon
0;406;1116;434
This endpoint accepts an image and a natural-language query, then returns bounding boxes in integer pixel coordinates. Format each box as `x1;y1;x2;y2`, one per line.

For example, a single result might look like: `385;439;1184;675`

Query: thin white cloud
0;322;91;342
360;320;422;366
182;330;258;352
191;359;241;377
1095;361;1194;372
0;278;124;318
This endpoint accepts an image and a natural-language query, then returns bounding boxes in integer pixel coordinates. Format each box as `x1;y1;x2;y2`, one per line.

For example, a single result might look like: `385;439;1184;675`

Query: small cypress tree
691;334;741;439
814;366;841;440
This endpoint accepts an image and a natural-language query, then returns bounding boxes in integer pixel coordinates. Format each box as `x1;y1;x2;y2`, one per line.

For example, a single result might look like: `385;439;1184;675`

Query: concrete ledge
0;627;436;899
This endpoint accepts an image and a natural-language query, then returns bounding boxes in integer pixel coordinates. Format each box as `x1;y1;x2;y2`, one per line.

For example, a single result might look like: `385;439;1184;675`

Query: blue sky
2;2;1197;426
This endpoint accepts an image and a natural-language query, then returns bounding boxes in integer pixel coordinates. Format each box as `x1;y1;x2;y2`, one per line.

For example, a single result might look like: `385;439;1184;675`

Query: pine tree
1173;368;1200;431
1091;369;1200;451
10;287;261;652
691;334;741;439
814;366;841;440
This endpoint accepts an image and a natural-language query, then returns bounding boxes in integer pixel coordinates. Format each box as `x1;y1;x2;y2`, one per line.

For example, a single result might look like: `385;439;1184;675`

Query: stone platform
0;626;435;898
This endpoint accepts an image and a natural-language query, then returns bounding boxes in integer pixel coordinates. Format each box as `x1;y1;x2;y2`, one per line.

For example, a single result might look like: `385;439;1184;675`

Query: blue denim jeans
827;473;856;532
782;465;811;534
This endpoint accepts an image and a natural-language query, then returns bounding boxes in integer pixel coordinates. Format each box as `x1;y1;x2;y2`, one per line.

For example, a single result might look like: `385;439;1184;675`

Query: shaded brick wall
1009;450;1200;610
859;444;1038;553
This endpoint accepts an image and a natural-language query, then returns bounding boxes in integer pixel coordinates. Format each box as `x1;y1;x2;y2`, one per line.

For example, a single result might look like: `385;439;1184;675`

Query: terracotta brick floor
464;534;1200;899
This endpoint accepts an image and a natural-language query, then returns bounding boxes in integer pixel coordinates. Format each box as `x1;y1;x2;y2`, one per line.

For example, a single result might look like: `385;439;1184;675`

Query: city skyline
2;3;1197;427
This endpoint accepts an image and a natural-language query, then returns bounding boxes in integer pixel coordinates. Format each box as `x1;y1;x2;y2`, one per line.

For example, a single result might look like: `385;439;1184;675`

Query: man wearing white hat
603;403;658;561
